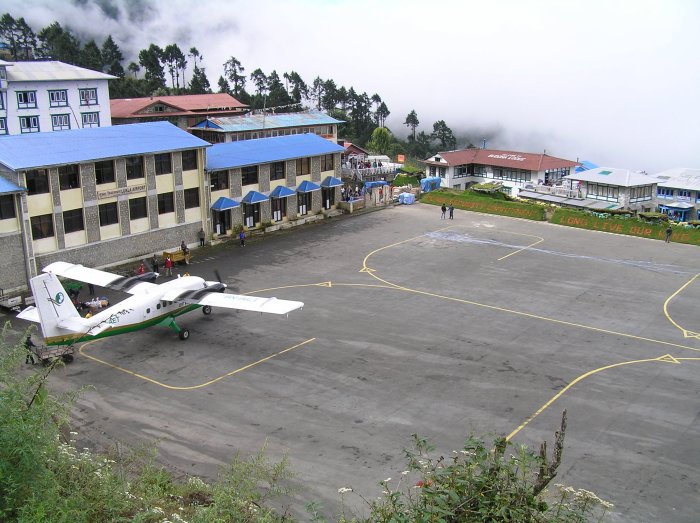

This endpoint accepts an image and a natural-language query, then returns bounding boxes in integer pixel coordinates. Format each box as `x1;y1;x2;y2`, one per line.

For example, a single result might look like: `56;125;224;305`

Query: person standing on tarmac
25;335;36;364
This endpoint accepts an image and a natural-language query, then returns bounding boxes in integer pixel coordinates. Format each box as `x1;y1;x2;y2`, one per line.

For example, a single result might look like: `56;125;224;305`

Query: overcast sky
6;0;700;172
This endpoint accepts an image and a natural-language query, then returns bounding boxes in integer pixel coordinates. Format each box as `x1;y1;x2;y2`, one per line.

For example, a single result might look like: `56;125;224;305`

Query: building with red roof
110;93;248;129
422;147;579;196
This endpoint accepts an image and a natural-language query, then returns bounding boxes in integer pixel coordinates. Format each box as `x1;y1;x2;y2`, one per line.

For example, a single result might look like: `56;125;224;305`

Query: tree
376;101;390;128
267;70;292;109
0;14;37;60
432;120;457;149
101;35;124;78
37;22;80;63
189;47;201;70
163;43;186;89
371;93;382;124
249;68;268;96
404;110;419;141
321;79;337;112
138;44;165;92
217;75;231;94
79;39;103;72
189;65;211;94
127;62;140;78
366;127;393;155
223;56;246;97
310;76;324;110
287;71;308;104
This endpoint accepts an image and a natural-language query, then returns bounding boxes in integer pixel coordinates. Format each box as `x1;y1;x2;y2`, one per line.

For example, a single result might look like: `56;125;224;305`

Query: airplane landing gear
179;328;190;340
163;316;190;341
202;305;212;315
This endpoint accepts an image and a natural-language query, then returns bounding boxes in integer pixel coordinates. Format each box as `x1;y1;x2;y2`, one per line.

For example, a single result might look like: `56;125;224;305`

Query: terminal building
0;59;115;135
653;168;700;222
190;110;342;144
0;122;210;295
422;148;579;195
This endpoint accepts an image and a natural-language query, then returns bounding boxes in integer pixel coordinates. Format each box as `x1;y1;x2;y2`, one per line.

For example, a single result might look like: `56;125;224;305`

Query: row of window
629;185;653;203
0;113;101;134
493;168;533;183
586;183;620;202
29;189;201;239
209;155;332;190
657;187;698;200
23;151;200;194
11;88;99;110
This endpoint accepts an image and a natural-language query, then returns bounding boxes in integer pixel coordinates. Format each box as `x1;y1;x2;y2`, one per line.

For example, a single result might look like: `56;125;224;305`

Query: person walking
164;256;173;276
448;204;454;220
151;254;159;274
441;203;447;219
239;230;246;247
25;335;36;364
665;224;673;243
87;282;95;297
198;228;206;247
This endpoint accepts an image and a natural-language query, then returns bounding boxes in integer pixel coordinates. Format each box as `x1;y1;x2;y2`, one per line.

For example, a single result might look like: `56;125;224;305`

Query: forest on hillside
0;12;474;161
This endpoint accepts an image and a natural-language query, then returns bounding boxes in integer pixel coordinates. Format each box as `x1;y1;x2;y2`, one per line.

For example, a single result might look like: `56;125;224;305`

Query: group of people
441;203;455;220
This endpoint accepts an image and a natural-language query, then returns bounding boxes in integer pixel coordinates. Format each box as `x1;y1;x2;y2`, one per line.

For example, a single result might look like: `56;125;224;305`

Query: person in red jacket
164;256;173;276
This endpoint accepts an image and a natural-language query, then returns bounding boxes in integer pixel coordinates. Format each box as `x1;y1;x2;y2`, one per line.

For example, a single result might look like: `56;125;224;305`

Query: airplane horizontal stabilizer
17;306;40;323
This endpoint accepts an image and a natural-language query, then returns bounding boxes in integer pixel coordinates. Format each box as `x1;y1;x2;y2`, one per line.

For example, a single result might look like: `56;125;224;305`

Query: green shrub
393;174;420;186
422;189;545;221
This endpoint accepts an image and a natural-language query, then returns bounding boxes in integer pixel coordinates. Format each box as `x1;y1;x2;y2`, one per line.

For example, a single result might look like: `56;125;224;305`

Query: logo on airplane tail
54;292;64;304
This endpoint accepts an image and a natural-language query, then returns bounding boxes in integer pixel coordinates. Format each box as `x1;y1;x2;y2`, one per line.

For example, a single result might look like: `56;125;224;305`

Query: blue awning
321;176;343;188
270;185;296;198
364;180;388;189
211;196;240;211
297;180;321;193
241;190;269;204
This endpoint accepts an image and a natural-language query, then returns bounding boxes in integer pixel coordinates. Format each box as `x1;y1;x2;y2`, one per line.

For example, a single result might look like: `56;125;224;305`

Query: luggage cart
31;345;75;366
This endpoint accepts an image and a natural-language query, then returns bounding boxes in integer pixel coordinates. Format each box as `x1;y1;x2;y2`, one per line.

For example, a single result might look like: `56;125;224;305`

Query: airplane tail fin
28;272;82;340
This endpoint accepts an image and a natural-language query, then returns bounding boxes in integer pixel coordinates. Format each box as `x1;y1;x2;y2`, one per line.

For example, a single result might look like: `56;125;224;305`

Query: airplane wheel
202;305;212;315
179;329;190;341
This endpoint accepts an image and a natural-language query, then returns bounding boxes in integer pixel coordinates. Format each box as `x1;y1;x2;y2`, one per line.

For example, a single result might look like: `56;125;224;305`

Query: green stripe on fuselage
45;304;201;346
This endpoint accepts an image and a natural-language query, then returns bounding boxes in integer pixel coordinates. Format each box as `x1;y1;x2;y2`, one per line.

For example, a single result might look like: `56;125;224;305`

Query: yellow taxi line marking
663;273;700;339
506;355;700;442
79;338;316;390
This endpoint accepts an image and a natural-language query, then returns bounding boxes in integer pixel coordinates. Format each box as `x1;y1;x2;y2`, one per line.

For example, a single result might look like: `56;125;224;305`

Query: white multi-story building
653;168;700;222
0;60;115;135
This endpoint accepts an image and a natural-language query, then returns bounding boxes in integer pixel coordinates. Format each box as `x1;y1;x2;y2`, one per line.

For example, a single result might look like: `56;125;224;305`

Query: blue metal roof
297;180;321;193
0;121;210;171
211;196;240;211
575;160;599;173
269;185;296;198
0;177;24;194
321;176;343;188
207;133;344;171
192;110;343;132
241;190;269;204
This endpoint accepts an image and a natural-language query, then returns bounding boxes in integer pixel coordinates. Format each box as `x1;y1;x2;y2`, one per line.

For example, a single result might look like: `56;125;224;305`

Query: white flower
383;478;391;483
338;487;353;494
401;470;409;475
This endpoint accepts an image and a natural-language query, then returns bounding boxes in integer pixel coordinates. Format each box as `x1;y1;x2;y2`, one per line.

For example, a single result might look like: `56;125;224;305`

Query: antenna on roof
482;138;486;149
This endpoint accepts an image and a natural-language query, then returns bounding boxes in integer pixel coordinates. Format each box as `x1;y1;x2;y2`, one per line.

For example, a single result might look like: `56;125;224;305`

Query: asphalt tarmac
7;203;700;522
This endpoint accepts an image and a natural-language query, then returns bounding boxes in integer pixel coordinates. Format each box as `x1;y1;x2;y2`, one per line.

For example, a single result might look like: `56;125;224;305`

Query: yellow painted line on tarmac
663;273;700;339
506;355;700;442
79;337;316;390
497;233;544;261
244;282;395;294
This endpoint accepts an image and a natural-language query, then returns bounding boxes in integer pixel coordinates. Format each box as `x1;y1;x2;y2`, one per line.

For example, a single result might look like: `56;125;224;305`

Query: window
79;88;98;106
241;165;258;185
155;153;172;175
630;186;652;203
63;209;84;233
81;112;100;128
31;214;54;239
586;183;619;202
126;156;144;180
58;164;80;190
51;114;71;131
95;160;115;185
320;154;334;172
0;118;6;135
677;190;691;199
429;166;436;176
129;197;148;220
184;188;199;209
296;157;311;176
209;171;229;191
0;195;15;220
0;92;4;109
157;192;174;214
16;91;37;109
271;162;285;181
657;187;673;198
182;150;198;171
19;116;39;133
439;167;446;178
26;169;50;195
49;90;68;107
98;202;118;226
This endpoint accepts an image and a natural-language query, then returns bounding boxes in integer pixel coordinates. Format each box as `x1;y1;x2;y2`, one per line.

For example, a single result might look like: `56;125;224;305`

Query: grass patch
551;208;700;245
422;189;545;221
393;174;420;186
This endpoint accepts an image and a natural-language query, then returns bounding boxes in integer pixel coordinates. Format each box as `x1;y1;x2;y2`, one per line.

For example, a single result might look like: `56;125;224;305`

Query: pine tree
101;35;124;77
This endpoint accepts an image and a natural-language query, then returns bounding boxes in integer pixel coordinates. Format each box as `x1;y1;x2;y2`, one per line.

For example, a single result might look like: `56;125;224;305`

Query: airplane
17;262;304;346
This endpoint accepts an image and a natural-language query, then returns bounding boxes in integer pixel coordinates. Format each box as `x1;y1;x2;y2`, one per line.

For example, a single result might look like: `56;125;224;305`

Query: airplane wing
43;261;158;295
161;287;304;315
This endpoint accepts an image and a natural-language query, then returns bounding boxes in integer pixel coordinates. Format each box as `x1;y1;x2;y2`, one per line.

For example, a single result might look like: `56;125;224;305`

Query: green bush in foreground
1;325;611;522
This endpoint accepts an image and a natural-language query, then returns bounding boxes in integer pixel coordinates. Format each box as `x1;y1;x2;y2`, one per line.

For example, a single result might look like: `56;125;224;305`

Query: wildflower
383;478;391;483
338;487;353;494
401;470;409;475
